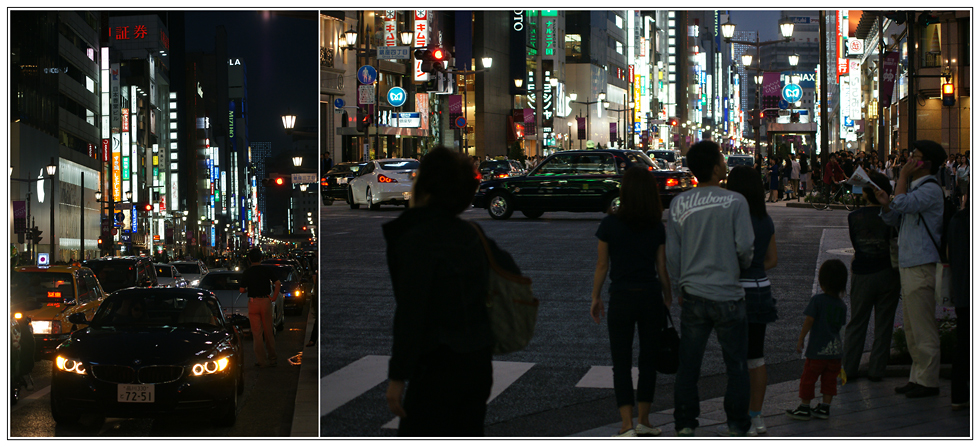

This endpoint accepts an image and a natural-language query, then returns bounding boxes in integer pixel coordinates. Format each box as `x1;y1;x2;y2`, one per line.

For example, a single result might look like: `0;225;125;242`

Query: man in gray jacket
667;140;755;436
875;140;947;399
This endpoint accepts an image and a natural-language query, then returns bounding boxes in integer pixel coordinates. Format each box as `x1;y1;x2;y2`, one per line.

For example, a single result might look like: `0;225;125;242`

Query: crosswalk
321;355;634;430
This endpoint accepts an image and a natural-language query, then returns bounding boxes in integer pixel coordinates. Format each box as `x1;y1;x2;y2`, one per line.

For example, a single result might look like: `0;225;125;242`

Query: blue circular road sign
357;65;378;85
778;99;790;110
334;98;346;109
781;84;803;103
387;87;407;107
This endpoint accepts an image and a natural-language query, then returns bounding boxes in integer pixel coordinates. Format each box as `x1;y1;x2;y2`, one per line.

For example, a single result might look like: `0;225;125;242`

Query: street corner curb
290;309;319;437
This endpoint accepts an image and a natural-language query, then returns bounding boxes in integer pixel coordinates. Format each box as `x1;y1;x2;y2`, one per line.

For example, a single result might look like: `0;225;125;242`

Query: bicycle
809;179;862;211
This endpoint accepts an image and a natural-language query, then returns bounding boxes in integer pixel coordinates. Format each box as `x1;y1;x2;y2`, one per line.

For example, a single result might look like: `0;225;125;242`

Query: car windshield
269;266;293;282
154;266;173;277
92;292;223;328
172;264;201;274
199;274;243;291
651;151;676;162
84;262;138;293
10;271;76;304
379;160;419;170
480;161;511;171
329;163;364;175
728;156;754;167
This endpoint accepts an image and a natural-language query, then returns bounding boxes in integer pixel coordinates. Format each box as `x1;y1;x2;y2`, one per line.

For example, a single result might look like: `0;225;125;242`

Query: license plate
117;384;155;403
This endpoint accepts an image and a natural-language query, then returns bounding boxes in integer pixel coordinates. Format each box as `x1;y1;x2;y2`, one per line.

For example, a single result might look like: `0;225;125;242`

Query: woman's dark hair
818;259;848;297
687;140;722;183
862;171;893;205
414;146;480;214
616;166;663;231
725;165;767;219
912;140;947;176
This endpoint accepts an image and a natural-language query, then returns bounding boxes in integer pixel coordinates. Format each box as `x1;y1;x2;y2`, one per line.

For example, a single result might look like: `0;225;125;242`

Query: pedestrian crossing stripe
575;366;641;389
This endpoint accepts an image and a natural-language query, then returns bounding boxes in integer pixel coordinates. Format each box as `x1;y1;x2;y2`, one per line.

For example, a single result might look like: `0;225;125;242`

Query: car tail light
665;178;679;188
691;177;698;186
31;320;61;335
476;172;483;181
495;173;509;179
377;174;397;183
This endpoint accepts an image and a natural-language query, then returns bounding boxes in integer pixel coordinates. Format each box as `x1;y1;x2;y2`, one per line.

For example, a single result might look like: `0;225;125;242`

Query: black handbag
656;307;680;374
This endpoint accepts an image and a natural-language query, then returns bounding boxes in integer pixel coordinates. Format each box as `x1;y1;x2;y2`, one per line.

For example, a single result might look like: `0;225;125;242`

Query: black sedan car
50;288;244;427
472;149;696;220
478;159;526;181
321;162;366;205
263;264;309;315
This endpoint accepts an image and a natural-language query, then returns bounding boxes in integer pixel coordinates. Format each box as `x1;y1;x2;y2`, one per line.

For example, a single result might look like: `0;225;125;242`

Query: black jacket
382;207;519;381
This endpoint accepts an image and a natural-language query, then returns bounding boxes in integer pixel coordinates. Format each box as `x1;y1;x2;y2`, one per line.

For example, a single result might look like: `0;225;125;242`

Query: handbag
656;307;680;374
470;223;539;355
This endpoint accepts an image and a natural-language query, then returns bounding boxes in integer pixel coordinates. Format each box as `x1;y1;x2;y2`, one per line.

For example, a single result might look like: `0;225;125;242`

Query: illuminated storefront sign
414;10;429;81
384;11;397;47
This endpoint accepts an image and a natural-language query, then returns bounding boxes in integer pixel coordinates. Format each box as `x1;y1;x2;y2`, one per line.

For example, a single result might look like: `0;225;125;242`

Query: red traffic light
432;48;445;60
275;177;285;186
144;203;153;212
943;82;954;95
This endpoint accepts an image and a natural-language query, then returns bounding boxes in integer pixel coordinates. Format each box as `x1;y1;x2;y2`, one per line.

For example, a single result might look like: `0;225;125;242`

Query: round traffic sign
387;87;407;107
781;84;803;103
333;98;346;109
111;228;118;236
455;116;466;128
357;65;378;85
778;99;790;110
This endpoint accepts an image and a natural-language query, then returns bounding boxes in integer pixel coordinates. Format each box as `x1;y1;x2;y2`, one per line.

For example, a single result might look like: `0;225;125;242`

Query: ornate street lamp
779;18;796;40
788;53;800;67
344;26;358;47
399;30;413;45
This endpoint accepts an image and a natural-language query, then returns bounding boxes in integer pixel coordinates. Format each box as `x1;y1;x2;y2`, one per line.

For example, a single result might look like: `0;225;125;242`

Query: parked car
171;260;210;288
478;159;526;181
647;149;682;170
322;162;367;205
472;149;696;220
154;264;188;288
347;158;419;210
50;288;244;426
260;263;310;315
11;265;107;357
198;271;285;334
726;154;755;171
83;257;159;294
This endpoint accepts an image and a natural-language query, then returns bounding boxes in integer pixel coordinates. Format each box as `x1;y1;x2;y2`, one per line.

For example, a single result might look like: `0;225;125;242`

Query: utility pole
819;10;829;166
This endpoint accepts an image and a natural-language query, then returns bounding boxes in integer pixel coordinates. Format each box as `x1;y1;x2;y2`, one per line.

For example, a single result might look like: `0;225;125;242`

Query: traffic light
917;12;940;28
356;108;370;132
942;81;955;106
30;227;42;245
668;117;679;127
414;47;450;74
140;202;153;212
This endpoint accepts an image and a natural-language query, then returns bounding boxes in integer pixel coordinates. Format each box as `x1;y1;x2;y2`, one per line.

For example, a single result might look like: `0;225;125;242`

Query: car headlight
31;320;61;335
189;279;200;288
55;356;87;375
191;357;230;376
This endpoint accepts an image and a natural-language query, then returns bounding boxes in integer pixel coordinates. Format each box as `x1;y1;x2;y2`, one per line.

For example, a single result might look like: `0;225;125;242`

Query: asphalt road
319;201;855;437
8;284;313;437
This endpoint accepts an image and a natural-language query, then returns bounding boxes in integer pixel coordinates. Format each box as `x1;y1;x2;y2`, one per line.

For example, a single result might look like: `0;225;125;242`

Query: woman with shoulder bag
724;166;779;436
590;167;673;437
383;147;521;437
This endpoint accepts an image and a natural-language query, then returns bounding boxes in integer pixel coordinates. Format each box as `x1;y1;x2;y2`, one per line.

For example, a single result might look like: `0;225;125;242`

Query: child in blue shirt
787;259;848;420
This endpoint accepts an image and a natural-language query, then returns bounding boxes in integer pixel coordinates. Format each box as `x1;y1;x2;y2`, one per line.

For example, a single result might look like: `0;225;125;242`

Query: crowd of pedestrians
382;140;969;437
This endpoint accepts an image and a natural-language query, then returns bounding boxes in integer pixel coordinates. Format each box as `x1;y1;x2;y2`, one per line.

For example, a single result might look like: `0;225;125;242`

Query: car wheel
521;210;544;219
51;388;81;425
487;192;514;220
213;385;238;427
367;187;380;210
348;189;360;210
604;193;621;214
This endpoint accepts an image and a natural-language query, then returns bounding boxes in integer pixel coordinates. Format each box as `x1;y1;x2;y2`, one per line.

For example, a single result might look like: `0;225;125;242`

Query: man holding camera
875;140;946;399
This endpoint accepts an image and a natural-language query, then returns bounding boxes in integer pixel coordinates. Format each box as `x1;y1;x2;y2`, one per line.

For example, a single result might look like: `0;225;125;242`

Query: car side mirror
68;313;88;325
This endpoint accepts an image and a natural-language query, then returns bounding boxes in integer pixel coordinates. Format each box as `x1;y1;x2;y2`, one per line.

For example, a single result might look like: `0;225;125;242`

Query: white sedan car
171;260;209;288
347;158;419;210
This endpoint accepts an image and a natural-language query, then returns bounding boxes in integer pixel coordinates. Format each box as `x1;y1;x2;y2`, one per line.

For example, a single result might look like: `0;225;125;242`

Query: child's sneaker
750;415;767;434
812;404;830;419
786;405;812;420
677;427;695;437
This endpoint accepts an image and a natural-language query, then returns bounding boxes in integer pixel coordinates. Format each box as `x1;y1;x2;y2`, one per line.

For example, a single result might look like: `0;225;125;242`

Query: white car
171;261;209;288
154;263;188;288
197;271;285;335
347;158;419;210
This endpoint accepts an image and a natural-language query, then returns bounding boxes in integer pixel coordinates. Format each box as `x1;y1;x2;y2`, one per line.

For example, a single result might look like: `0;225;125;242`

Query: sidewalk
290;308;319;437
572;360;969;438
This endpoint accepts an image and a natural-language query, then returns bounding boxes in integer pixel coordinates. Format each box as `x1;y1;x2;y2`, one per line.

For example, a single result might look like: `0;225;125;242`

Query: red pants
248;297;277;364
799;358;841;401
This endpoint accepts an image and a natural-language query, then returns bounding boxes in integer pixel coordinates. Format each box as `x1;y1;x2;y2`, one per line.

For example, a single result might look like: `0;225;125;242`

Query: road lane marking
575;366;640;389
11;385;51;412
381;360;535;429
320;355;390;417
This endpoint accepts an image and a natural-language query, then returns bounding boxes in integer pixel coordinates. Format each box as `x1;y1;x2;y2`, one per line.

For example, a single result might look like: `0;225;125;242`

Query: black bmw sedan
472;149;696;220
50;288;244;427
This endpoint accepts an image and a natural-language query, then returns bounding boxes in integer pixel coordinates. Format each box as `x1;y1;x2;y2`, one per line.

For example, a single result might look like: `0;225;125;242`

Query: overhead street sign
291;173;318;184
377;46;410;60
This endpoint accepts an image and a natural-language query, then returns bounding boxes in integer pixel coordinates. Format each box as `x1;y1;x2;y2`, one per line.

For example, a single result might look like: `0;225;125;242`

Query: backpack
916;177;955;263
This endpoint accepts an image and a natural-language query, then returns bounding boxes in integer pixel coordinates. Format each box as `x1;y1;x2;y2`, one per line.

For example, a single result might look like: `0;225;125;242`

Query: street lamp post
570;91;606;149
456;57;493;155
722;18;795;162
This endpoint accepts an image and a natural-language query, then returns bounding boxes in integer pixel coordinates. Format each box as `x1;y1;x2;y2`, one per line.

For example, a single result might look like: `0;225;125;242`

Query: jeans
842;268;901;378
673;292;750;434
607;289;662;408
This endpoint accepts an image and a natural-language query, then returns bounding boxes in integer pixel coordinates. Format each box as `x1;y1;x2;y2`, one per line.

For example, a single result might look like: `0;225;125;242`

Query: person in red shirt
822;153;847;196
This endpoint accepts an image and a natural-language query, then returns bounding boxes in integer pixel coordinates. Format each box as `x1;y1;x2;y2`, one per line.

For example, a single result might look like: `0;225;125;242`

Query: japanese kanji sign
880;51;899;108
414;10;429;82
384;11;397;47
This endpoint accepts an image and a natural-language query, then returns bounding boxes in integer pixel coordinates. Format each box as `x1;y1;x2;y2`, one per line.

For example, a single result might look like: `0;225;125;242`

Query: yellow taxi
11;265;107;357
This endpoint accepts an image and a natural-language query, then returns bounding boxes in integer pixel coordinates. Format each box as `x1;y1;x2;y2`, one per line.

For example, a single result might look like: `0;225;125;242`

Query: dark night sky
728;10;783;42
184;10;318;159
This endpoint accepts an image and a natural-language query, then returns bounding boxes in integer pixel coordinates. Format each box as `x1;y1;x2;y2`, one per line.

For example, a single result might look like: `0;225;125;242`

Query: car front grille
91;364;185;384
91;365;136;383
138;366;184;384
